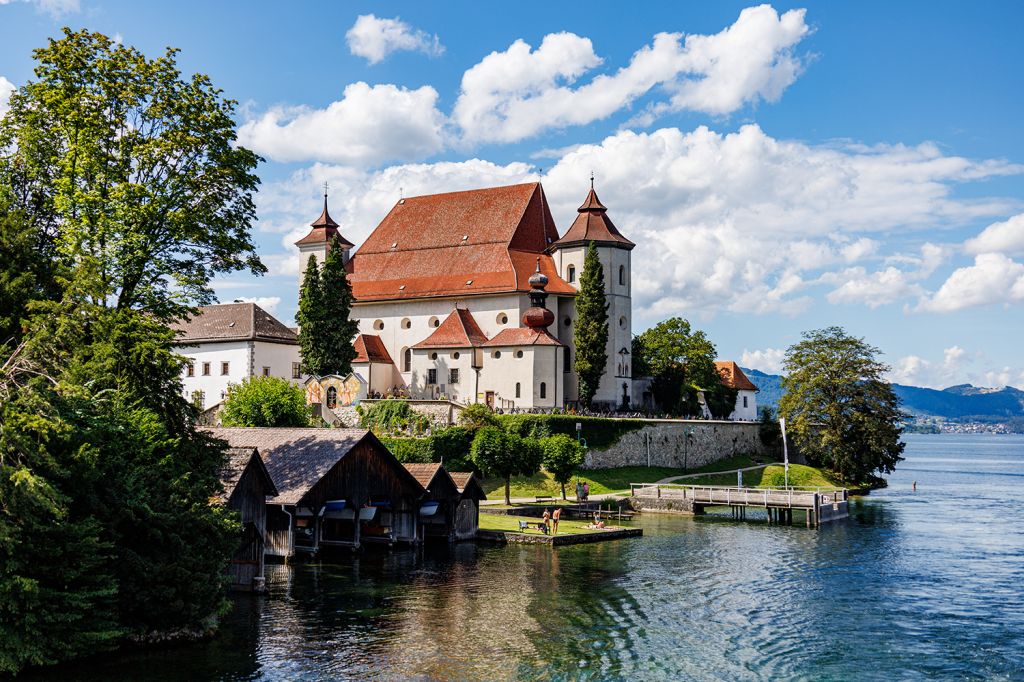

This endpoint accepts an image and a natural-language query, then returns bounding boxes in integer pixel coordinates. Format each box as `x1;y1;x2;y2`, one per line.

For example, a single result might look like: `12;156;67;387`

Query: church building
295;181;635;410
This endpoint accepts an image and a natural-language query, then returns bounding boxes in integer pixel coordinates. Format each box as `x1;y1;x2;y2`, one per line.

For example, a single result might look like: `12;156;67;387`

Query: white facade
177;339;302;410
728;390;758;421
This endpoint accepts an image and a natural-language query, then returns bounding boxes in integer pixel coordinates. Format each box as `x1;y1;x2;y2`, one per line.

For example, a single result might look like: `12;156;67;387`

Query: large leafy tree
318;237;360;375
0;200;62;346
222;376;310;427
633;317;735;417
471;427;543;505
779;327;905;483
574;242;609;407
541;434;585;500
0;29;264;321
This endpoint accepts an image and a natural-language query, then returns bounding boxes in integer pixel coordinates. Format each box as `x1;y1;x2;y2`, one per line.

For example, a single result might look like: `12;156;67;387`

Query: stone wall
327;399;465;428
583;420;765;470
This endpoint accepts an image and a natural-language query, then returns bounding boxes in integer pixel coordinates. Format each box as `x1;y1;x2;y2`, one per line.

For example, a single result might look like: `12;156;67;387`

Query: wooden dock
629;483;850;527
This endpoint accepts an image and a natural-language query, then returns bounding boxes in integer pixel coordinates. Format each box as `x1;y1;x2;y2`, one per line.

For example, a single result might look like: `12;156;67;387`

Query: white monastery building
715;361;759;420
171;302;303;410
295;181;636;410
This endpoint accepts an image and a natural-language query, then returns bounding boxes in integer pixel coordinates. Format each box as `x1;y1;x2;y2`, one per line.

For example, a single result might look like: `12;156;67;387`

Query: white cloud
0;76;14;119
915;253;1024;313
964;213;1024;256
453;5;809;143
237;82;445;165
889;345;1024;389
824;266;925;308
0;0;79;17
233;296;282;314
346;14;444;65
538;124;1020;317
741;347;785;374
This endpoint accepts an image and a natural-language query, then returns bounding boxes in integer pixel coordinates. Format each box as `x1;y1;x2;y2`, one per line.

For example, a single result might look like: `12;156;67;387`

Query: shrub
380;437;433;463
358;399;430;435
221;376;309;427
430;426;475;472
458;403;499;431
471;427;542;504
497;414;645;449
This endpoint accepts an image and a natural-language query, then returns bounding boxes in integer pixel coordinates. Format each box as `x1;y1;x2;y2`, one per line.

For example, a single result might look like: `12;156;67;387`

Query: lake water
27;434;1024;680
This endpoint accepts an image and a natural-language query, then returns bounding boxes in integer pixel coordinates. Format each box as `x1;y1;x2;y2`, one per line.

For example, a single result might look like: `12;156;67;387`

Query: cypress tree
296;254;326;375
574;242;609;407
319;236;359;375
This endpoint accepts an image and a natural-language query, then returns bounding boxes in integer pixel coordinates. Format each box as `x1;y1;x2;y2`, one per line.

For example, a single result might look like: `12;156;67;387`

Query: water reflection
20;434;1024;681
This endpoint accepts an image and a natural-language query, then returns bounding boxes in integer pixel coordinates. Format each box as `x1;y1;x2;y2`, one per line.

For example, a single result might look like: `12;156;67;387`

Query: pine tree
297;254;326;375
319;236;359;375
574;242;609;407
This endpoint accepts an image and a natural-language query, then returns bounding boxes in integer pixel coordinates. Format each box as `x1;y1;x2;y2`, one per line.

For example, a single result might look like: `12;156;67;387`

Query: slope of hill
741;368;1024;421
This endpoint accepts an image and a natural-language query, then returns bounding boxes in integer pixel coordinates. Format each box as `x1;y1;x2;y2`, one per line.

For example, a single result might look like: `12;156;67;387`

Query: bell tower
294;186;354;289
550;179;635;408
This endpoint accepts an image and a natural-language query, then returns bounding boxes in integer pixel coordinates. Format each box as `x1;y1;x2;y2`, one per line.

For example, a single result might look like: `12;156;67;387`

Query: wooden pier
629;483;850;527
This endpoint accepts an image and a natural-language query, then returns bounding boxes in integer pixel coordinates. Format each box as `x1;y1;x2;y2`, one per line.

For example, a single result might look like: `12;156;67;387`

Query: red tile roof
553;187;634;250
482;328;564;347
715;361;758;391
353;334;394;364
348;183;575;301
448;472;487;500
170;303;297;345
414;309;489;348
402;462;444;488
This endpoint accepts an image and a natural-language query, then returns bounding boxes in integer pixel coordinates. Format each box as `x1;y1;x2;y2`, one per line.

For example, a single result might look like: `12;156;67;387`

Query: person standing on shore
542;508;551;534
576;480;584;501
552;507;562;535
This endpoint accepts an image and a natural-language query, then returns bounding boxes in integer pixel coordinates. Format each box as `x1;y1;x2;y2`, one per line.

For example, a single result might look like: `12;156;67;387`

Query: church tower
294;190;354;289
551;181;635;408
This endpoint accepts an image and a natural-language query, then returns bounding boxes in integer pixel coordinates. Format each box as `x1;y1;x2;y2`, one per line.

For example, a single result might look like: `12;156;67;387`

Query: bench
535;496;554;503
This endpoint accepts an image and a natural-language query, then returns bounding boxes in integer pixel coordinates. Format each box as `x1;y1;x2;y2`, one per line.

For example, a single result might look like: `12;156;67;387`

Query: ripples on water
24;434;1024;681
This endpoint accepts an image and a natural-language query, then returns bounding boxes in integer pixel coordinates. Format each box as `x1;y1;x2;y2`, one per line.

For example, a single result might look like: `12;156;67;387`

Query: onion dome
522;258;555;330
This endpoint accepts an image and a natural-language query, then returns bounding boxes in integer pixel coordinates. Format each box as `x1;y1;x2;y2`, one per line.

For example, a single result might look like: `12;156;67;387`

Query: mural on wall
304;373;367;408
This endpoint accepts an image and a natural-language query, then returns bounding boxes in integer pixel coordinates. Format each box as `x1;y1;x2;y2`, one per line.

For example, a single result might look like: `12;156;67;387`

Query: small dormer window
466;280;473;285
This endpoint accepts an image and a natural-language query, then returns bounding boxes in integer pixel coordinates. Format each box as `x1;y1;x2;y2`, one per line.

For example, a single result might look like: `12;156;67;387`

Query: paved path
654;463;773;485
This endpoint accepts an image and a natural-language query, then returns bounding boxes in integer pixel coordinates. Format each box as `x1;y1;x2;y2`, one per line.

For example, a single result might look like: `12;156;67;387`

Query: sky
2;0;1023;389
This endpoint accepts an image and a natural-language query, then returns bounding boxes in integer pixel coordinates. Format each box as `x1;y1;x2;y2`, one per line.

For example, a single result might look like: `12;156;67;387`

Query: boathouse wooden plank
449;472;487;541
218;447;277;590
404;463;462;542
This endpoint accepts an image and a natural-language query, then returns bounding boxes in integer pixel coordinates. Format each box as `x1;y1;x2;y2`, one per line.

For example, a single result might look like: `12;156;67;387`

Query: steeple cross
322;181;330;198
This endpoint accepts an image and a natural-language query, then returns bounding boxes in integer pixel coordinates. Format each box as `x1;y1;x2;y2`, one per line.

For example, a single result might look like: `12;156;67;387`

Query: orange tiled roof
553;187;634;250
353;334;394;364
402;462;444;488
715;361;758;391
482;328;564;347
348;183;575;301
414;309;489;348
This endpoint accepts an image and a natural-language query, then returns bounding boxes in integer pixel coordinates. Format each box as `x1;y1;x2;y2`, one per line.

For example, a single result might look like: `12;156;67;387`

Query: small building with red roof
715;361;759;420
293;180;635;409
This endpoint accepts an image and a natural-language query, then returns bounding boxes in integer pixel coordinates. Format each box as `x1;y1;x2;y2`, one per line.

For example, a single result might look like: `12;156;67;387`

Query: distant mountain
741;368;1024;421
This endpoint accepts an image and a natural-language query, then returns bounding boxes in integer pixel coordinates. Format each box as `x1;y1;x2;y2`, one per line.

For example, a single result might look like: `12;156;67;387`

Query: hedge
381;426;475;471
496;414;646;449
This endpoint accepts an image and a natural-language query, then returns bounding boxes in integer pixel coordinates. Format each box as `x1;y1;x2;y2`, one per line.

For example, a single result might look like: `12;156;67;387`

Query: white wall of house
728;390;758;421
175;340;302;410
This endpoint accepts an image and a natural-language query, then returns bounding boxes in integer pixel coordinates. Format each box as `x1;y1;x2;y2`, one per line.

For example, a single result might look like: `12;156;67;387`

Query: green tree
541;434;585;500
574;242;609;407
779;327;905;483
318;236;359;375
757;405;783;455
633;317;734;417
458;403;499;431
470;427;543;505
221;376;309;427
0;29;264;321
0;199;61;346
297;254;326;375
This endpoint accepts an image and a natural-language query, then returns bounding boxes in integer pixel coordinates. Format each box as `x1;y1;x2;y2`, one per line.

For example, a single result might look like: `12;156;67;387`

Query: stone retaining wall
583;420;765;470
324;399;465;428
626;496;697;514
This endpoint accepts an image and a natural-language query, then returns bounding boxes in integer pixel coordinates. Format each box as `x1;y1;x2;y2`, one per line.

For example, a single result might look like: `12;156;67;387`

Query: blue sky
3;0;1023;388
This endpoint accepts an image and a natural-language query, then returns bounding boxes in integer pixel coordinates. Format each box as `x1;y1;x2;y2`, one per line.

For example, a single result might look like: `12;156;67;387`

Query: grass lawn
480;454;765;500
478;514;607;535
681;463;845;489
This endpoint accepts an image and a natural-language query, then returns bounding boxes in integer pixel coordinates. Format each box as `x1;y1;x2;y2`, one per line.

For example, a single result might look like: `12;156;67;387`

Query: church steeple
551;180;633;251
295;187;355;289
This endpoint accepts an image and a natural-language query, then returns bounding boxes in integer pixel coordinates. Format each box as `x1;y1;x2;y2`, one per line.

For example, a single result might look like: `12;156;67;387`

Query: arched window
326;386;337;409
619;264;625;286
540;382;547;399
402;348;411;372
515;382;521;399
567;265;576;283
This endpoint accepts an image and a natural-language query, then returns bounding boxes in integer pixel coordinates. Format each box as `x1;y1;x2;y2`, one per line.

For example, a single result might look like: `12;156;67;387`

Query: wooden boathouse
208;428;425;558
404;463;462;542
217;447;278;591
449;472;487;541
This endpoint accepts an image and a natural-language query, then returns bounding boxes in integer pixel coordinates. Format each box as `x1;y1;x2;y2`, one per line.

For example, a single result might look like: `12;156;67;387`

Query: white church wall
728;389;758;421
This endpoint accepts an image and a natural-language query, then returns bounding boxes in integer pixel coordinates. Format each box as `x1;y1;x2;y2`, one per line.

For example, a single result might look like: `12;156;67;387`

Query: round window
497;313;509;325
564;317;572;327
430;352;438;361
492;350;502;359
452;351;461;360
619;316;627;329
373;319;384;331
428;316;440;328
401;318;411;329
515;350;524;359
